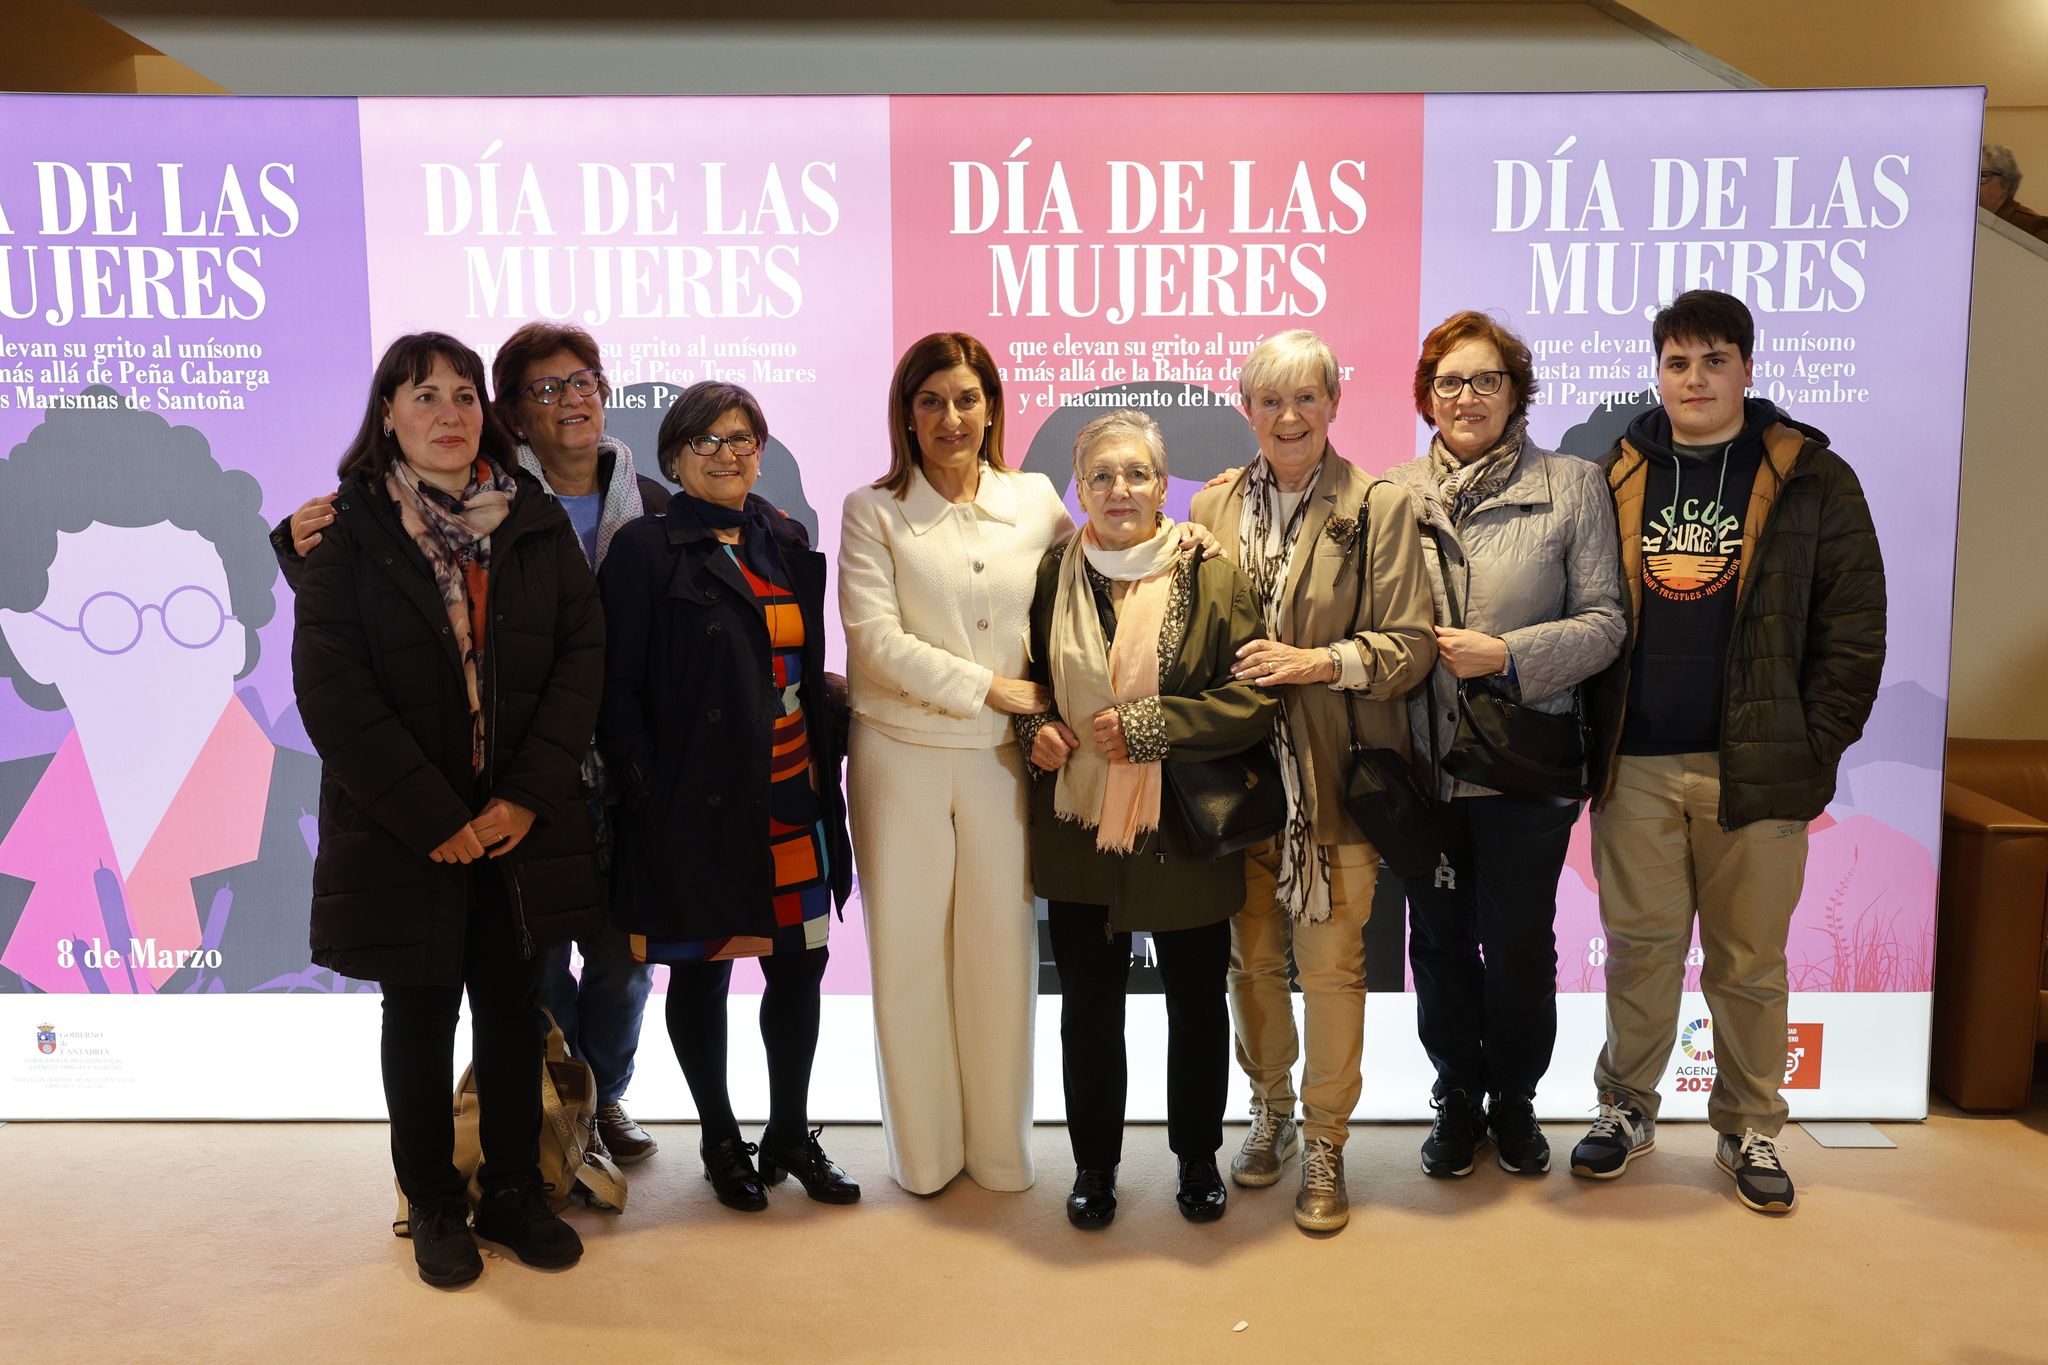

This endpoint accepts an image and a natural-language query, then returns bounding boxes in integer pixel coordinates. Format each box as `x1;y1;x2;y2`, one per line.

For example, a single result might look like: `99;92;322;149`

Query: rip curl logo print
1643;493;1740;603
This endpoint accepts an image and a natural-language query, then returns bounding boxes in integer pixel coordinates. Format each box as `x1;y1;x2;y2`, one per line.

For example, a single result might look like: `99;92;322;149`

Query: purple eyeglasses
33;586;238;656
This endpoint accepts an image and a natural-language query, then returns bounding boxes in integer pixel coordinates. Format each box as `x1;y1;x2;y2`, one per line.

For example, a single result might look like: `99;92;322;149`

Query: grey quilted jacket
1385;444;1626;800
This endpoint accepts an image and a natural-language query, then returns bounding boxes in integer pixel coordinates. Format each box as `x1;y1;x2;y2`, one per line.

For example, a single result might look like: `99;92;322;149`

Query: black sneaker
406;1200;482;1289
472;1182;584;1268
1569;1100;1655;1179
1488;1095;1551;1175
1420;1089;1488;1178
1716;1130;1797;1213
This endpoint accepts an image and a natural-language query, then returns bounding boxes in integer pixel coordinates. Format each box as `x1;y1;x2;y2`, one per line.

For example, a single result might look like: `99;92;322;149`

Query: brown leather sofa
1934;738;2048;1109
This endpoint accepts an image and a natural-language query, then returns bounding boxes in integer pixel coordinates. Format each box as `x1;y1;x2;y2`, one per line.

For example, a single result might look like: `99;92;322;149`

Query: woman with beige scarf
1019;410;1276;1231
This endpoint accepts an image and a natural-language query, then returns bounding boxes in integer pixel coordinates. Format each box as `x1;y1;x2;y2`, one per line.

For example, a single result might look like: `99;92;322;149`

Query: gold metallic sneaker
1231;1106;1301;1188
1294;1137;1348;1232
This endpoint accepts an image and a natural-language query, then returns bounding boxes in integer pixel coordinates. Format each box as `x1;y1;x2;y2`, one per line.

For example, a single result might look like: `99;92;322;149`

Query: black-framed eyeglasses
33;586;237;656
521;369;602;405
1431;371;1509;399
687;432;760;457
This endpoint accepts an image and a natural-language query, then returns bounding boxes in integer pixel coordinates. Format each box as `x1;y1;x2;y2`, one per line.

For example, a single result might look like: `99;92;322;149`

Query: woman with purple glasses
0;393;316;997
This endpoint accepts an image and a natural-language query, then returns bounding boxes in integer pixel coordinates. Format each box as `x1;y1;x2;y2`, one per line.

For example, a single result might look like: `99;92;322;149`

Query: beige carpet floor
5;1094;2047;1364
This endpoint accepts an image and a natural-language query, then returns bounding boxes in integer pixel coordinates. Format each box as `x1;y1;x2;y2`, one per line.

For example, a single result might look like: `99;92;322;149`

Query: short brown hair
877;332;1007;498
1651;289;1755;362
656;381;770;484
1412;311;1536;427
337;332;515;485
491;323;611;436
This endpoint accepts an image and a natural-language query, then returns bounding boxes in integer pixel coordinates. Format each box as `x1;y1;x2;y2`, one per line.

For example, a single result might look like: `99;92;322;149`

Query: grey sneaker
1569;1100;1655;1179
1716;1129;1797;1213
1231;1106;1301;1189
1294;1137;1348;1232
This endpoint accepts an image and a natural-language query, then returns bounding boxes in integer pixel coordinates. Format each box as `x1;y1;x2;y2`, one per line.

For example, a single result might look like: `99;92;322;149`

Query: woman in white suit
838;333;1068;1194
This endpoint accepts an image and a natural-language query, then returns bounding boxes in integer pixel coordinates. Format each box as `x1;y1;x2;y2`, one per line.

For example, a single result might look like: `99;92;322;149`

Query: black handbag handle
1340;485;1439;800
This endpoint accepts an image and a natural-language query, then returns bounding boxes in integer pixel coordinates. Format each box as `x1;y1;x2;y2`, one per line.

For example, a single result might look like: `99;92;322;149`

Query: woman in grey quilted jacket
1384;311;1625;1182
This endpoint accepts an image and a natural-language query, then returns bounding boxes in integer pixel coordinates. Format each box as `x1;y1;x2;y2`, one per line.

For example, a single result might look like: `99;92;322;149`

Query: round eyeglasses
1432;371;1509;400
687;433;760;457
521;370;602;406
1083;466;1158;495
33;586;238;656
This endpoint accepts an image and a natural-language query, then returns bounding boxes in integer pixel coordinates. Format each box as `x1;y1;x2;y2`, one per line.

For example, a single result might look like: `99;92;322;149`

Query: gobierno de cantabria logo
1680;1017;1715;1063
36;1023;57;1055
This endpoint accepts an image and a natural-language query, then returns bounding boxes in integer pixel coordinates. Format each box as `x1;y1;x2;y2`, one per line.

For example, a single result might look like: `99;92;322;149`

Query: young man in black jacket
1570;290;1886;1213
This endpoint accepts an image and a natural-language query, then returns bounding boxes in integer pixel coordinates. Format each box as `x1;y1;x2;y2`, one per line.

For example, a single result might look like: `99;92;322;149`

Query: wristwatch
1326;643;1344;683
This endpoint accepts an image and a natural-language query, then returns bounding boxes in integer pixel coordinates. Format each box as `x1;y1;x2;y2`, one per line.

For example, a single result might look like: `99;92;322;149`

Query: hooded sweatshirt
1618;397;1826;756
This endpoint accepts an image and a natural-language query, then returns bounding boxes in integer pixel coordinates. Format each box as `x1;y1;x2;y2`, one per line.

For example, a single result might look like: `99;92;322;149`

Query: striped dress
631;543;832;964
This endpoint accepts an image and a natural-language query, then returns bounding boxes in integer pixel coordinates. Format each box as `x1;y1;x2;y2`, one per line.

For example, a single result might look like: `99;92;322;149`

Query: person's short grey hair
1237;328;1341;403
1072;409;1168;484
1984;143;2021;194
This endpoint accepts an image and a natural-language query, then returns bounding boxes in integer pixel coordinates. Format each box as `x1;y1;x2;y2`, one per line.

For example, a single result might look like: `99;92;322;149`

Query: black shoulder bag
1339;487;1444;878
1430;534;1590;803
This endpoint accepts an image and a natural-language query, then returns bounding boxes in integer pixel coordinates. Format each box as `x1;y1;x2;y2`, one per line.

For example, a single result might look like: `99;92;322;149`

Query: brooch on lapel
1323;514;1360;550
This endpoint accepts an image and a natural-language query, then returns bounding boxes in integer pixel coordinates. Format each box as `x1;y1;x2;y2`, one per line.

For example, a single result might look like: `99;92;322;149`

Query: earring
382;425;392;437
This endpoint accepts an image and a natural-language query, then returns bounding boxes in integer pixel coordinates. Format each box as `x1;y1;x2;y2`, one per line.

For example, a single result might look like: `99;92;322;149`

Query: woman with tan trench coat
1189;329;1436;1233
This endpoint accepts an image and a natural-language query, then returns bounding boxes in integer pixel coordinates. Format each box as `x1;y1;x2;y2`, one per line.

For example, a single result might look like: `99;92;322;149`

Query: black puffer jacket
291;468;605;985
597;496;852;945
1586;401;1886;829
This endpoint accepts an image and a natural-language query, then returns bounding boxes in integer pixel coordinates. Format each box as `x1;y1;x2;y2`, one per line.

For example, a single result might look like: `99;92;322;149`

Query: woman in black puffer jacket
292;332;604;1288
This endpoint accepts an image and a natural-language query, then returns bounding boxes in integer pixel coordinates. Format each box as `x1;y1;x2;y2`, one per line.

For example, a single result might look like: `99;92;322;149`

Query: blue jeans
537;925;654;1107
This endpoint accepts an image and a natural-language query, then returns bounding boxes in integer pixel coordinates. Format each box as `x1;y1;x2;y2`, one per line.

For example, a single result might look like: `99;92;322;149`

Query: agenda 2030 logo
1673;1017;1825;1093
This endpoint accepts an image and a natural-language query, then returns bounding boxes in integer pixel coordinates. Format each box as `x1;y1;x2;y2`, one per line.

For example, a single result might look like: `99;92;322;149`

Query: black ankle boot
1066;1166;1118;1229
758;1126;861;1204
702;1135;769;1212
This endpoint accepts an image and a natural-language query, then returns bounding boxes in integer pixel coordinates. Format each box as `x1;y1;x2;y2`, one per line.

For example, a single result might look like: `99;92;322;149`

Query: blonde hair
1237;328;1341;404
1072;409;1168;484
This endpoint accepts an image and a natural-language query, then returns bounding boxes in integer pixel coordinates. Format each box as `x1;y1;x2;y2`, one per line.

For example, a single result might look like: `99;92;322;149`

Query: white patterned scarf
515;433;646;569
1237;456;1331;925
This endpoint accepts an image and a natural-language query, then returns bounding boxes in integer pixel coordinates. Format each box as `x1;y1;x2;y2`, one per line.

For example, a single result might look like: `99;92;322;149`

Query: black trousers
380;869;543;1207
665;924;828;1150
1048;901;1231;1169
1405;792;1581;1102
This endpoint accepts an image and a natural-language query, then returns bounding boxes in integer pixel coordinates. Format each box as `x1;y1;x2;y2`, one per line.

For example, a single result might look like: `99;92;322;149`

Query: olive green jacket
1020;542;1278;933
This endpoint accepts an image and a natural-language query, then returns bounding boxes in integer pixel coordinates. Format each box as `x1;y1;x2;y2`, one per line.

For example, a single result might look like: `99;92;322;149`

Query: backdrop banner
0;88;1979;1120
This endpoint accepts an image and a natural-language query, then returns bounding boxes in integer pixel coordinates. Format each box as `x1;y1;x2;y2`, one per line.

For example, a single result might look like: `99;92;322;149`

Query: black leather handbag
1338;488;1445;879
1164;743;1288;859
1430;537;1590;803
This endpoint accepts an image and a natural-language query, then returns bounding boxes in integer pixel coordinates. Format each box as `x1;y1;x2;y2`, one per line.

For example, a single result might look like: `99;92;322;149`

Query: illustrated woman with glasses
292;331;606;1286
596;380;859;1213
0;395;318;996
1018;410;1276;1229
1383;310;1623;1182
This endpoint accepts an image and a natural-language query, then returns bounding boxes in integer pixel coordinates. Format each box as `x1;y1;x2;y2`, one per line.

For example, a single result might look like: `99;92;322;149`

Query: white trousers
849;721;1038;1194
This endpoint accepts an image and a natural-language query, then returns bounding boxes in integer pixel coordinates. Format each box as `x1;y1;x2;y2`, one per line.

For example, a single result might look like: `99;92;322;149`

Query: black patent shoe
1175;1156;1228;1222
758;1125;862;1205
1066;1166;1118;1229
702;1136;769;1212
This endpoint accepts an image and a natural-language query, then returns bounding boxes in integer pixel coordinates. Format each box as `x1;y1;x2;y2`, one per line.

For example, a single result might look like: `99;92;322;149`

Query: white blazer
838;465;1073;748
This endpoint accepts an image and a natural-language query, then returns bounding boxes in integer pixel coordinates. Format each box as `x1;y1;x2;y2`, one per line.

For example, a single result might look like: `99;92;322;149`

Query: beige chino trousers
1591;752;1810;1136
1228;837;1378;1148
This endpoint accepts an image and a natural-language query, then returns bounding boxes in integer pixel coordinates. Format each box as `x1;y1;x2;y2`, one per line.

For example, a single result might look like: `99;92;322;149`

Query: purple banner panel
1416;88;1981;994
0;95;371;993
